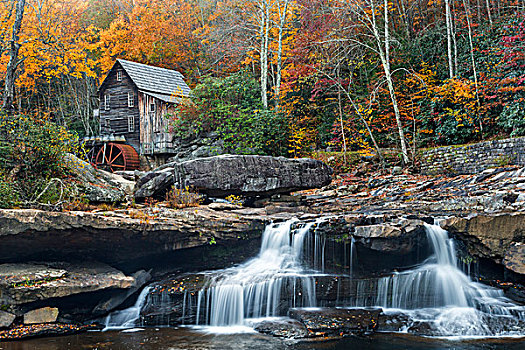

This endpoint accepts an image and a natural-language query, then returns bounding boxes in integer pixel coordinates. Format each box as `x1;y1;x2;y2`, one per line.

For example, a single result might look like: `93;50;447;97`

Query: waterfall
104;286;152;330
351;224;525;336
195;220;319;326
104;219;525;337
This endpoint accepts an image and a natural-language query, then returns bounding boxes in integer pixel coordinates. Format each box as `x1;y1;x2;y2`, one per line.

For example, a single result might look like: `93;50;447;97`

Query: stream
4;218;525;349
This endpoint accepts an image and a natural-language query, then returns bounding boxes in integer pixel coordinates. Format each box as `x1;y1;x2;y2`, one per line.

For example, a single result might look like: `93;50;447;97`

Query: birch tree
445;0;454;78
369;0;410;164
2;0;25;112
273;0;290;109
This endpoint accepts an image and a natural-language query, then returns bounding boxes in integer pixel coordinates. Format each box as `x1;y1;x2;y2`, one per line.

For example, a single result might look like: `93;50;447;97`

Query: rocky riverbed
0;159;524;341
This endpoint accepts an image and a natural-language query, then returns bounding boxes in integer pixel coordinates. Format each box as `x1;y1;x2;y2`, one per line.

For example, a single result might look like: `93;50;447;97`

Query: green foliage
0;171;19;209
0;113;79;206
497;102;525;137
171;72;288;156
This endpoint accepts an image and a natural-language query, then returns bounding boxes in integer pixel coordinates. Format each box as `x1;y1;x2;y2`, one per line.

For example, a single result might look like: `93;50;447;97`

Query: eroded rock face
504;243;525;275
23;307;59;324
442;214;525;262
0;207;268;265
135;155;333;200
0;262;134;305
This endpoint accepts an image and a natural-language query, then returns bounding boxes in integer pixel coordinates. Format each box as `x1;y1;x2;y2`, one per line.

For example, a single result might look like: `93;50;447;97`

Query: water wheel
95;143;140;172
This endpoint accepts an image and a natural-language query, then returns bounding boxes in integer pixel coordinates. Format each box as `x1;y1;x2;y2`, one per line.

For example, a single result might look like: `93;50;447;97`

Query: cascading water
104;286;152;330
194;220;319;326
350;224;525;336
102;218;524;338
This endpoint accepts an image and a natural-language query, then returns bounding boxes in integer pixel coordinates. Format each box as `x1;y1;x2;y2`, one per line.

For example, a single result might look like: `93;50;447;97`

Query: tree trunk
371;0;409;164
2;0;26;113
275;0;289;110
445;0;454;78
485;0;493;27
259;1;270;109
462;0;482;138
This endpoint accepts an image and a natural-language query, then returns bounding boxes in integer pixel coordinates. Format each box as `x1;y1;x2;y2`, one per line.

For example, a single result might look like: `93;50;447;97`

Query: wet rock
0;262;135;305
92;269;152;316
0;323;98;340
24;307;59;324
353;219;426;254
503;243;525;275
208;202;243;211
135;155;332;200
376;311;410;332
288;307;381;336
0;310;16;328
253;318;308;338
64;153;132;203
443;213;525;260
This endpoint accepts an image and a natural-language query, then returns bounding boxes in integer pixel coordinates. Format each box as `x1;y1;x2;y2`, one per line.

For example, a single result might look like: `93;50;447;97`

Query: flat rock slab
24;307;59;324
0;310;16;328
289;307;382;336
0;323;98;340
0;262;134;304
135;155;333;200
0;207;268;265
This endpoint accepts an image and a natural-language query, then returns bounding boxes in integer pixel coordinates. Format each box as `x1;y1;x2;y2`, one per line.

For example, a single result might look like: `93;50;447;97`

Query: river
1;328;525;350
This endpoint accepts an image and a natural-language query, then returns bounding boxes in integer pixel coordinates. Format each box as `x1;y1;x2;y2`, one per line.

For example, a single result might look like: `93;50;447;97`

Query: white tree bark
2;0;26;112
445;0;454;78
258;0;271;109
370;0;409;164
274;0;289;110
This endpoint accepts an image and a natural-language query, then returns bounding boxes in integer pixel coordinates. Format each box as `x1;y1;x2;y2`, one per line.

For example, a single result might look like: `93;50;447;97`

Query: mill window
117;70;122;81
128;116;135;132
128;92;134;107
104;94;110;110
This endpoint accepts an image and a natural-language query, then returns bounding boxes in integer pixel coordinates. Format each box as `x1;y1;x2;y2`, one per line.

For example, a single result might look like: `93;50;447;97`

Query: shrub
0;113;79;204
165;186;202;209
497;102;525;137
0;171;19;208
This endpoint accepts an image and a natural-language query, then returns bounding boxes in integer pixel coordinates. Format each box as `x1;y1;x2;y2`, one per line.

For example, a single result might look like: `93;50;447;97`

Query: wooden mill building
97;59;191;167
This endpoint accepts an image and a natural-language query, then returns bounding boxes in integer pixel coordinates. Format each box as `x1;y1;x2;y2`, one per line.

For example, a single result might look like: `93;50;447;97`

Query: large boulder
64;153;133;203
135;155;333;200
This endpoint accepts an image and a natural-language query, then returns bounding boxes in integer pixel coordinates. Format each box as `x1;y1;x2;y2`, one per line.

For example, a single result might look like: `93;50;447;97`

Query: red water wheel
95;143;140;172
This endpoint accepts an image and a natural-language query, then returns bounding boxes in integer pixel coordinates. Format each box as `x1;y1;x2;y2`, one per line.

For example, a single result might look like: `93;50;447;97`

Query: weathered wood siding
138;93;175;155
99;63;140;151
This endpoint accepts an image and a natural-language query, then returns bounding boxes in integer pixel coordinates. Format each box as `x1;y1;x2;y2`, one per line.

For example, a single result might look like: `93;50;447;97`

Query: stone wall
420;137;525;175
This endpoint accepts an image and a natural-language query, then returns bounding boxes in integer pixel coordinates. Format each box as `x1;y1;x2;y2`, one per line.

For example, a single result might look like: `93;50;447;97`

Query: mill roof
100;59;191;102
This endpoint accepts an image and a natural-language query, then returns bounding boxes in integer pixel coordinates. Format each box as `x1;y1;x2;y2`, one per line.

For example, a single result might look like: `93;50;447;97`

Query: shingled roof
100;59;191;103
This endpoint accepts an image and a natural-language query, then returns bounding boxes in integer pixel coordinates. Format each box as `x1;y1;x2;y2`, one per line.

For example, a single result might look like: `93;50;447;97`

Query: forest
0;0;524;167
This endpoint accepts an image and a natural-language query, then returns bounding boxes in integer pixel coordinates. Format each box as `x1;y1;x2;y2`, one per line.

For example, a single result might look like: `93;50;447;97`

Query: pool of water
1;328;524;350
